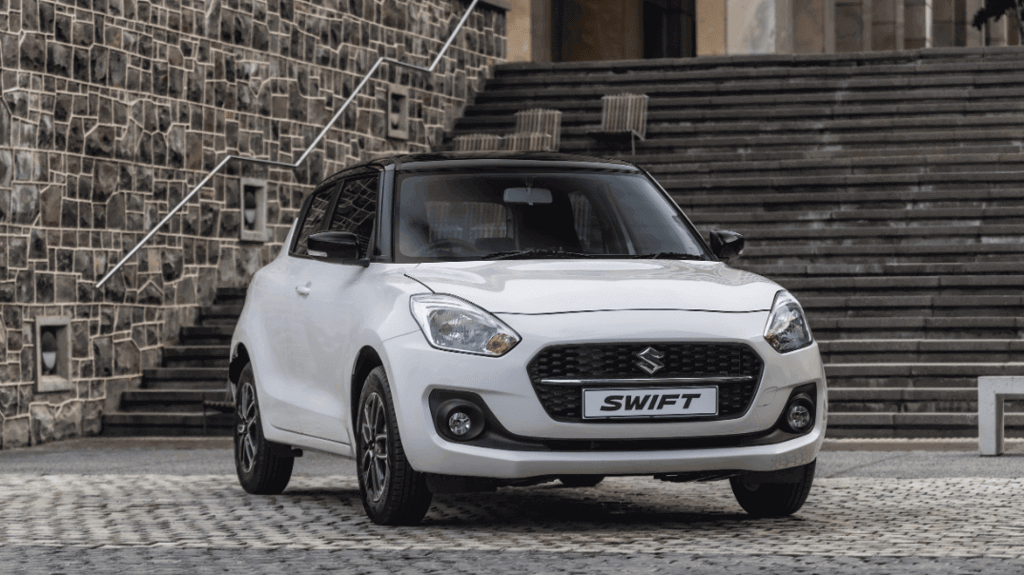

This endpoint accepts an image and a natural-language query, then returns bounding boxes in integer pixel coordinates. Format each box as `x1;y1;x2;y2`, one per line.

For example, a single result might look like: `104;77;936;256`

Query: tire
559;475;605;488
356;366;433;525
730;460;816;518
234;363;294;495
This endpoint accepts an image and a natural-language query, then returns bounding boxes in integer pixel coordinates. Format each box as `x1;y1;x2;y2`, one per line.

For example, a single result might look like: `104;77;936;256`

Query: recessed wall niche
35;316;72;393
240;179;269;242
388;85;410;140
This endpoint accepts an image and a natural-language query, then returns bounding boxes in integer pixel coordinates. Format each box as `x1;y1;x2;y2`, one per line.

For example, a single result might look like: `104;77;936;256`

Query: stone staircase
445;47;1024;438
102;288;245;436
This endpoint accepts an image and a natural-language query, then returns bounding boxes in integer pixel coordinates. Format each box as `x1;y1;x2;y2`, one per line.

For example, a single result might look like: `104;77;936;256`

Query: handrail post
95;0;484;289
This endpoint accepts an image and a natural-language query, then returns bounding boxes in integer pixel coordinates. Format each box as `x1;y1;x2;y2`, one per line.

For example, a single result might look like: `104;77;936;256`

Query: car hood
405;260;781;315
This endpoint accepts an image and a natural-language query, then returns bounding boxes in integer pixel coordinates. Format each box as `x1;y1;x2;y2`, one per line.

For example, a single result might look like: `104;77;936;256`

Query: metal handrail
96;0;482;288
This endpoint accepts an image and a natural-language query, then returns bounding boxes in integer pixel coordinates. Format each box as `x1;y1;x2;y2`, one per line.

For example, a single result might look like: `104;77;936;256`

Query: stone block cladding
0;0;507;448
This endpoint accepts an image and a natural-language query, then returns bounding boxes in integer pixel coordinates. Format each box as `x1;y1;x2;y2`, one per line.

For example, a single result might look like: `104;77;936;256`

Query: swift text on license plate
582;387;718;419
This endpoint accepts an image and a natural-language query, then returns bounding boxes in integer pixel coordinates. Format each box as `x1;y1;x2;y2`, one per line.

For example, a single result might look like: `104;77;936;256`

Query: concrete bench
978;376;1024;456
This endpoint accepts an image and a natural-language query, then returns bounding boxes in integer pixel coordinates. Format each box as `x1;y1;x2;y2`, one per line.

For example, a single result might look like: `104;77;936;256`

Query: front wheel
356;366;433;525
234;363;294;494
730;460;816;517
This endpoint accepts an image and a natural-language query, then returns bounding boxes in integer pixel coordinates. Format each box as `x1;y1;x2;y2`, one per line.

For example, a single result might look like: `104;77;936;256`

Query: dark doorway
642;0;695;58
551;0;694;62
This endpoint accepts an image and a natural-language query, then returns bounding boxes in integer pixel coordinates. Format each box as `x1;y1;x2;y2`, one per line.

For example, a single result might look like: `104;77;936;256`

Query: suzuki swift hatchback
229;153;826;525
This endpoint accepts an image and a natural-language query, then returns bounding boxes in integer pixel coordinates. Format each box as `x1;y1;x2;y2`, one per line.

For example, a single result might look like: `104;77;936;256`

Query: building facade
0;0;507;448
507;0;1014;62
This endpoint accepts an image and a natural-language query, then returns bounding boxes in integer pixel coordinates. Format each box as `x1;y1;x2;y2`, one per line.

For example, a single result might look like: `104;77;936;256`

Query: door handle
295;283;311;296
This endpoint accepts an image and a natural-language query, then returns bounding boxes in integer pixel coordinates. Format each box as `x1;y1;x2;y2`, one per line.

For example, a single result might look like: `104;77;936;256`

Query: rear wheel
559;475;604;488
730;460;815;517
356;366;433;525
234;363;294;494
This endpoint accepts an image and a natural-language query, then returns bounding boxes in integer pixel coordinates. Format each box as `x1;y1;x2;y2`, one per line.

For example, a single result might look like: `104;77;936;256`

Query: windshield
393;171;709;263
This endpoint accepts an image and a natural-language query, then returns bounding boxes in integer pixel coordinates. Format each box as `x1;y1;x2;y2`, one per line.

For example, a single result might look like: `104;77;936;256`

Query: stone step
161;345;231;368
101;412;233;437
200;304;244;318
674;186;1024;210
179;326;234;345
119;390;232;412
823;362;1024;388
213;287;247;304
801;295;1024;318
690;206;1024;226
625;143;1024;166
144;367;228;380
662;168;1024;192
650;154;1024;179
492;52;1024;84
780;275;1024;295
825;412;1024;438
471;81;1024;110
819;339;1024;364
743;261;1024;277
828;387;1024;413
464;112;1024;141
811;316;1024;339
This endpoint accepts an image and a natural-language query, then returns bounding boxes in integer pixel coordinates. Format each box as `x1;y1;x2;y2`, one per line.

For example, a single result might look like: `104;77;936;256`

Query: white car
229;153;826;525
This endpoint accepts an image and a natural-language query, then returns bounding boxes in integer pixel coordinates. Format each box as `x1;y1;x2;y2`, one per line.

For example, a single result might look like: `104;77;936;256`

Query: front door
295;174;381;444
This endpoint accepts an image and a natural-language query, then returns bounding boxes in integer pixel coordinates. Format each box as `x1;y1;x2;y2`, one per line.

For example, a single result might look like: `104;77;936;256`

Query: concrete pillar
505;0;552;62
964;0;984;46
835;0;873;51
987;14;1008;45
724;0;795;53
794;0;837;53
905;0;932;48
873;0;905;50
697;0;727;54
931;0;955;46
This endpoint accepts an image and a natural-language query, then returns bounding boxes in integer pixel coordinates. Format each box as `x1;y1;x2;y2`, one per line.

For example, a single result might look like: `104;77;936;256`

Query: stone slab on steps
101;412;233;437
826;412;1024;438
690;206;1024;226
118;390;231;412
621;144;1024;168
819;339;1024;363
825;362;1024;386
810;316;1024;339
828;387;1024;413
743;261;1024;277
675;187;1024;210
781;274;1024;293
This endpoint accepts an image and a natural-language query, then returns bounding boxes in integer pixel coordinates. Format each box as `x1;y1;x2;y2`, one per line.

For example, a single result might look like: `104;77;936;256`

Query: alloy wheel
237;381;259;474
360;391;391;503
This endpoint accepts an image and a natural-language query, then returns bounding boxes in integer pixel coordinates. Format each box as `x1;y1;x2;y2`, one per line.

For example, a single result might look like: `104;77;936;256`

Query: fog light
787;404;811;431
782;393;815;433
435;399;486;441
448;412;472;436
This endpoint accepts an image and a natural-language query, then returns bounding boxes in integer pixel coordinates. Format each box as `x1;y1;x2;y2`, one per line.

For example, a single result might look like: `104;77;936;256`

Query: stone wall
0;0;506;448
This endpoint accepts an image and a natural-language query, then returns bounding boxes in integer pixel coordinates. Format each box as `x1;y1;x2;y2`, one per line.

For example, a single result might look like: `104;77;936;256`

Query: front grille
527;343;764;422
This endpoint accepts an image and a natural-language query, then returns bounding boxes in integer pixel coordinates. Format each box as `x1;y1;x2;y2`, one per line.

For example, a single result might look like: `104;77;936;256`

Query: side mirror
710;230;744;262
308;232;367;265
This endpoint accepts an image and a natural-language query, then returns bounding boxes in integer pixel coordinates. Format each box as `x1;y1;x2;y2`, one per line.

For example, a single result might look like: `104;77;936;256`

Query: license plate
582;387;718;419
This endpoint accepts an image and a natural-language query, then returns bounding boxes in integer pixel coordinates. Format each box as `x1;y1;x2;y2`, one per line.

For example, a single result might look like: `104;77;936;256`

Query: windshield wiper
631;252;706;261
481;249;597;260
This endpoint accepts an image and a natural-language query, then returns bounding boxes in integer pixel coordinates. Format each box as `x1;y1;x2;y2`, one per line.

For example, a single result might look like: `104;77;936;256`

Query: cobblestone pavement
2;469;1024;574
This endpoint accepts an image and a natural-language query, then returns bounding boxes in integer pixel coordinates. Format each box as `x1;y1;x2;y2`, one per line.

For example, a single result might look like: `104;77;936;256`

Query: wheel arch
351;345;385;428
230;343;251;384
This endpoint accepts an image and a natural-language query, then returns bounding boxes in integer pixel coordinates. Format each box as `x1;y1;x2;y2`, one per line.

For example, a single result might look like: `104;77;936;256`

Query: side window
328;175;379;256
291;186;335;257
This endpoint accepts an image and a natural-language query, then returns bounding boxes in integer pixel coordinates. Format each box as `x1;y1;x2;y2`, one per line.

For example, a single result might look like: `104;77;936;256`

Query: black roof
321;152;642;183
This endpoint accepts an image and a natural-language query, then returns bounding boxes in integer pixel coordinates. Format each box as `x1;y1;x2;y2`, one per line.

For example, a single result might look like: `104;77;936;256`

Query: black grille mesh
527;343;764;422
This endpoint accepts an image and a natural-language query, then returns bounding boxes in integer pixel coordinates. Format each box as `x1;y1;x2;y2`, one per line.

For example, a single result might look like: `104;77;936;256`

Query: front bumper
381;309;826;479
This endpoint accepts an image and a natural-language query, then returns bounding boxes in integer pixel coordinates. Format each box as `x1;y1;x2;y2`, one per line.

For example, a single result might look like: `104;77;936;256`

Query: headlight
409;294;520;356
763;290;813;353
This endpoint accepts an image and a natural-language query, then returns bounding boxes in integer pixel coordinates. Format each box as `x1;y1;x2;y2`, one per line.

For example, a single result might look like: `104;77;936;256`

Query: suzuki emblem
634;346;665;375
